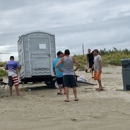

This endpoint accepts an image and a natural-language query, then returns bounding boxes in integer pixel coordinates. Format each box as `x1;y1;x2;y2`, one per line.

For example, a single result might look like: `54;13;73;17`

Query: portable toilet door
26;32;54;76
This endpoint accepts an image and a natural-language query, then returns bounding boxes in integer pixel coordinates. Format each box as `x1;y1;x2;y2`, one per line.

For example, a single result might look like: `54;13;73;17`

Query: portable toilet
121;59;130;90
17;31;56;86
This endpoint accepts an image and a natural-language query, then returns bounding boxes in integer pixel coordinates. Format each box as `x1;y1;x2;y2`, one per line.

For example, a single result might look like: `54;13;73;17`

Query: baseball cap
93;49;99;53
57;51;63;56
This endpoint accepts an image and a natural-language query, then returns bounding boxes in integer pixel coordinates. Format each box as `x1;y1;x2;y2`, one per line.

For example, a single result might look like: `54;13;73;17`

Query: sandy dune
0;66;130;130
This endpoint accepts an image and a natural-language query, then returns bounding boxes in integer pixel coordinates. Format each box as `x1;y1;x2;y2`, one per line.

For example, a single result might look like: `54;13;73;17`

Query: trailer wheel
45;81;53;86
53;80;58;89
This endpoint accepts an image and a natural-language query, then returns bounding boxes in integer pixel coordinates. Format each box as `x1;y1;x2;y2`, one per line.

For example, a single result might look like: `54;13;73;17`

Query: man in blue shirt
5;56;21;96
53;51;65;95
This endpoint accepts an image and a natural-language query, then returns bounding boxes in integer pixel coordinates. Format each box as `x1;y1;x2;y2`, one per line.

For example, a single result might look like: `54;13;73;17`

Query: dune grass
73;48;130;69
0;62;6;67
0;69;7;77
0;47;130;74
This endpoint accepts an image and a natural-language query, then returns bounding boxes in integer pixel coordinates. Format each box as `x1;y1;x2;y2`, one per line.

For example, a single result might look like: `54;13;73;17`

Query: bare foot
57;92;63;95
17;93;21;96
96;88;103;91
64;99;69;102
75;99;79;101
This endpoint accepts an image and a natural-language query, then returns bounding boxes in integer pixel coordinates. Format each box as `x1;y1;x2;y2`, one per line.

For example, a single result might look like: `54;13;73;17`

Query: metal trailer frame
0;76;96;90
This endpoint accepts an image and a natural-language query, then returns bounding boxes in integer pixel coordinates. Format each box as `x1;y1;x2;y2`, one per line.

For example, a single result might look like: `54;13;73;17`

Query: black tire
45;80;53;86
52;80;58;89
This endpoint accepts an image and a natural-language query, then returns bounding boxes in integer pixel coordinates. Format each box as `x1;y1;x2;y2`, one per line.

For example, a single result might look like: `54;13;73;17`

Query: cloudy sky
0;0;130;61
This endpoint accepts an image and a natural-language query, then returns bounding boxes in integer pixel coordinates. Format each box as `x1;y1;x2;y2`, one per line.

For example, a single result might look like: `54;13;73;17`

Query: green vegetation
0;69;7;77
0;62;6;67
102;72;112;74
0;62;7;77
0;47;130;72
73;48;130;69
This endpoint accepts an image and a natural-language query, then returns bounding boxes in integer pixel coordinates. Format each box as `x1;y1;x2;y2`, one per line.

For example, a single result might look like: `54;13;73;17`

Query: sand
0;66;130;130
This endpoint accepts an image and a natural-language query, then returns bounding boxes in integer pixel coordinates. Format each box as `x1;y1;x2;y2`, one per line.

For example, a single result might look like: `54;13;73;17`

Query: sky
0;0;130;61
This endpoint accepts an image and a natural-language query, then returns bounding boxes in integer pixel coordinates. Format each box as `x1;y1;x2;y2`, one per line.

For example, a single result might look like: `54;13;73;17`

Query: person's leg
63;87;66;94
97;79;103;89
63;75;69;101
70;75;78;100
73;87;78;100
8;76;13;96
90;62;94;78
12;76;21;96
15;85;21;96
57;84;62;94
91;70;94;78
64;87;69;101
61;77;66;94
95;72;103;90
9;86;13;96
57;77;63;94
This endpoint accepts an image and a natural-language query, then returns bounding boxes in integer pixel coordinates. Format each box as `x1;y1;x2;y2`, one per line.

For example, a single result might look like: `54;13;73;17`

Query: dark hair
10;56;14;59
93;49;99;54
57;51;63;56
64;49;70;55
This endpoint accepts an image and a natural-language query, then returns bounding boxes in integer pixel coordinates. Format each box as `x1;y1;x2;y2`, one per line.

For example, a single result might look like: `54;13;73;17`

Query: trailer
17;31;57;88
0;31;97;90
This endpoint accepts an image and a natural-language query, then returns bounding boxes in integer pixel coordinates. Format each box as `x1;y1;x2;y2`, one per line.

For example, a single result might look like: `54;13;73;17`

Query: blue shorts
8;76;14;87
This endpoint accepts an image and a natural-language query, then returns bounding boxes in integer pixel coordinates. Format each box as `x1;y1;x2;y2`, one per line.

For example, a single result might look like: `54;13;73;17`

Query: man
86;49;94;78
57;49;80;102
53;51;65;95
91;49;103;91
5;56;21;96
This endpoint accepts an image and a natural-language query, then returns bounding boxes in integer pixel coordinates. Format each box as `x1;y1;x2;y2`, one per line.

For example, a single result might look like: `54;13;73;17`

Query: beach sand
0;66;130;130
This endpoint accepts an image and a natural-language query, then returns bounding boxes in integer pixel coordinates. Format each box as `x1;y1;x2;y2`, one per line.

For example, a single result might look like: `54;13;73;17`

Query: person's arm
57;58;64;72
72;57;80;71
53;69;56;75
90;64;94;72
5;63;8;70
98;56;102;73
17;62;21;70
19;65;21;70
52;61;56;75
99;60;102;73
86;54;89;67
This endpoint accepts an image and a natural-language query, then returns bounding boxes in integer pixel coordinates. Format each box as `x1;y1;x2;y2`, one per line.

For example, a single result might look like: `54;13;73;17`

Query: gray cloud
0;0;130;61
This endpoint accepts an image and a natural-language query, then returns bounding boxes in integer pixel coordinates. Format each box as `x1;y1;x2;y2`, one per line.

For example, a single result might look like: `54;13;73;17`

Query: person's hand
60;69;64;72
18;65;21;70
